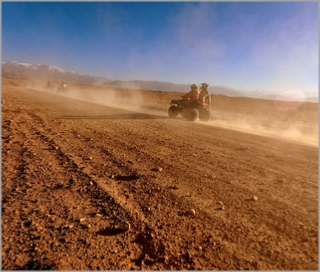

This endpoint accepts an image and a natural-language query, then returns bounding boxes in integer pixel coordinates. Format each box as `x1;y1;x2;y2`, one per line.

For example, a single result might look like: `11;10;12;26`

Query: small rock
189;209;196;216
252;196;258;201
186;252;192;259
118;221;131;232
68;178;75;184
80;218;86;222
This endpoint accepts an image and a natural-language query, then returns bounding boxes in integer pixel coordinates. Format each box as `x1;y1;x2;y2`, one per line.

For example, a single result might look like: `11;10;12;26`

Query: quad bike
57;83;68;94
168;98;211;122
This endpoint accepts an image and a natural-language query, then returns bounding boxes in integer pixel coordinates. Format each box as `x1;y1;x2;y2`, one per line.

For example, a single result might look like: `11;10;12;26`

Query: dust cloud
30;80;318;147
32;80;146;115
209;110;318;147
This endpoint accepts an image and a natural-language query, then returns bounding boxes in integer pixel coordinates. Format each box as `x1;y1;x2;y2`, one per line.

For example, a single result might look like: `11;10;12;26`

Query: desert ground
2;76;318;270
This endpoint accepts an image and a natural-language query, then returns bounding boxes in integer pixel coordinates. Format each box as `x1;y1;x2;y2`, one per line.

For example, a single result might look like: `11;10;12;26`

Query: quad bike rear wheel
168;105;179;118
199;108;211;122
186;108;199;121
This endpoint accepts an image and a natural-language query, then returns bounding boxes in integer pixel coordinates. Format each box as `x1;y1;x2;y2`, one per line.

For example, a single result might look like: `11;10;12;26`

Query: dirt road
2;78;318;270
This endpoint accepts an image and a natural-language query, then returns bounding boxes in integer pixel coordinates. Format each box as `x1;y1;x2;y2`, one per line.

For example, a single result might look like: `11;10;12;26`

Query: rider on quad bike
168;83;212;122
57;81;68;94
45;80;53;90
181;84;200;106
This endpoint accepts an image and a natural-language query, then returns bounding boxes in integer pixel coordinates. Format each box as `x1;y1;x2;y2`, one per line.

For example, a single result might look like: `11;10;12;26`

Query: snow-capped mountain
2;61;82;74
2;61;111;85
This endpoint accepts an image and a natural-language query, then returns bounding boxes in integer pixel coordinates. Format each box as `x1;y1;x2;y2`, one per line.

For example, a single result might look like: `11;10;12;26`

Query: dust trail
207;110;318;147
32;80;147;114
30;81;318;147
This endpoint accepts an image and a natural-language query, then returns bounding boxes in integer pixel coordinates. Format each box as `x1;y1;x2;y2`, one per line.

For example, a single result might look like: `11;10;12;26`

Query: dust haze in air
17;2;318;147
26;76;317;149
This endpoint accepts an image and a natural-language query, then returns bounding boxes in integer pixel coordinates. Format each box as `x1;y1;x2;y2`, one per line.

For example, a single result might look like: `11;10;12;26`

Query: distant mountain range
2;61;111;85
2;61;318;102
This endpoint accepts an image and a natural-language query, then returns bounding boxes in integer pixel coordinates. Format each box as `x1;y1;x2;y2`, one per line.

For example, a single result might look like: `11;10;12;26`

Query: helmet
190;84;198;89
201;83;209;89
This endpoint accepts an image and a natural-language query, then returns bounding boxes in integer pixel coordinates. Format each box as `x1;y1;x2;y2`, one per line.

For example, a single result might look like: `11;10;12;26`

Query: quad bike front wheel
168;105;179;118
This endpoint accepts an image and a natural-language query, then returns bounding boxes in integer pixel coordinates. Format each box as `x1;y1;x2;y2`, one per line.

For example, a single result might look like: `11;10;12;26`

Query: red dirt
2;77;318;270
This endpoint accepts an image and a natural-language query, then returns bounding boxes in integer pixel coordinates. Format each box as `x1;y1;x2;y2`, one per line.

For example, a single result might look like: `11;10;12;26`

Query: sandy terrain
2;77;318;270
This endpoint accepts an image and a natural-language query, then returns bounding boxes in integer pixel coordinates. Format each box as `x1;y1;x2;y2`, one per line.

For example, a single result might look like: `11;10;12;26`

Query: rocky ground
1;77;318;270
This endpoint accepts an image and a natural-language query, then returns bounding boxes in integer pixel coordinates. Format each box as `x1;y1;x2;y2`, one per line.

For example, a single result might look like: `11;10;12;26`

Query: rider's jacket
182;89;200;102
199;89;211;106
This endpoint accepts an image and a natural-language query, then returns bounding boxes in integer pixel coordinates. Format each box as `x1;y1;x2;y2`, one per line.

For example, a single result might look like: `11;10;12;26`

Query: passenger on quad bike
197;83;211;107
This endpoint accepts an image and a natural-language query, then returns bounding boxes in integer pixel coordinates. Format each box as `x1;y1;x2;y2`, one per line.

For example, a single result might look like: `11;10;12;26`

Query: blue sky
2;2;318;95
